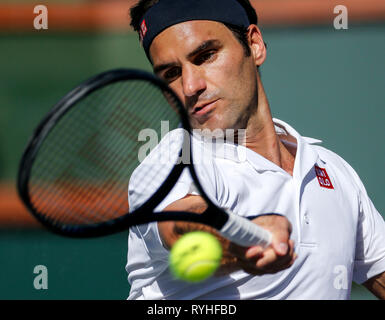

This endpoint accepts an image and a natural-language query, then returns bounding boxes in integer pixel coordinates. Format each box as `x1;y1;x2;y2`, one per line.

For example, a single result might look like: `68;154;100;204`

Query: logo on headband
140;20;148;42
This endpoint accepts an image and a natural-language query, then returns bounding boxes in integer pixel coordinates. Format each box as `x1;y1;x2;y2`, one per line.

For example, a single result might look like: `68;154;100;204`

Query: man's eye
195;50;216;65
163;68;181;81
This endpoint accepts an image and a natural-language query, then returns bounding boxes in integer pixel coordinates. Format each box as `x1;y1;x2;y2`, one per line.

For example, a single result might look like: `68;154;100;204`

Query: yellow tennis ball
169;231;222;282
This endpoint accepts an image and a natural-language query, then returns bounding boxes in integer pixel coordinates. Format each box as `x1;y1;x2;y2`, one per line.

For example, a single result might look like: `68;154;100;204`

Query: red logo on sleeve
314;165;334;189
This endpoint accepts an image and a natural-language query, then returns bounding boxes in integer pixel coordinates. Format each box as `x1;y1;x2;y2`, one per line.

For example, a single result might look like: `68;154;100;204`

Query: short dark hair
130;0;258;58
224;23;251;57
130;0;160;35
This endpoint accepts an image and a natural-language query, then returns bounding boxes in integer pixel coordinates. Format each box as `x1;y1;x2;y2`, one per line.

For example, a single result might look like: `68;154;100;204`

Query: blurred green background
0;1;384;300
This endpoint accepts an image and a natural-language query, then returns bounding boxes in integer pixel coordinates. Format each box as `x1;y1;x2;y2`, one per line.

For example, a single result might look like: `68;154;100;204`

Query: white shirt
126;118;385;300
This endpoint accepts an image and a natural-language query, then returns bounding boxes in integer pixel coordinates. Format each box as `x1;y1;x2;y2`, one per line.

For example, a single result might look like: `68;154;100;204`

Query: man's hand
228;214;296;275
160;195;296;276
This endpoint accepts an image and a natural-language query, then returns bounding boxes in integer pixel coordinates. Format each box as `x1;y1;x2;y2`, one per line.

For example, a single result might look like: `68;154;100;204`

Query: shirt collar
193;118;326;179
273;118;325;180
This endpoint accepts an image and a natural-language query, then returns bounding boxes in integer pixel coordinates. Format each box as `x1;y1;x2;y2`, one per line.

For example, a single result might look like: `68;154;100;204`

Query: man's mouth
191;99;219;117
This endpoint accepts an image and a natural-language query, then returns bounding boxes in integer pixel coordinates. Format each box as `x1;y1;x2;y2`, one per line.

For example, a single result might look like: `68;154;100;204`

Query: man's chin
191;123;235;139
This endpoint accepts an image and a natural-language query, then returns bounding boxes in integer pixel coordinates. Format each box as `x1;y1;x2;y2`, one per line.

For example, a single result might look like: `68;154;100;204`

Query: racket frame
17;69;228;237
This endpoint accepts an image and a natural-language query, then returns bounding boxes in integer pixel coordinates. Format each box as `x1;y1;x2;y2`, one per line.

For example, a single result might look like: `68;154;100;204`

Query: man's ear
247;24;266;67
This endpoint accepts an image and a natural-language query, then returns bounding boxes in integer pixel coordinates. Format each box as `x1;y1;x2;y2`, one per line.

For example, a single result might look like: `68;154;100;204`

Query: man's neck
241;76;296;176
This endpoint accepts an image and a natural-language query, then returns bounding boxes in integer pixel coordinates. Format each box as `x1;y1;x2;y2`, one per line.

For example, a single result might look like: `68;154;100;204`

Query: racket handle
219;210;272;248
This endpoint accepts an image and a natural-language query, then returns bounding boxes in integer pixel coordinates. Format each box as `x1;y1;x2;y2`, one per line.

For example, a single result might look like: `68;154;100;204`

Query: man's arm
363;271;385;300
158;194;296;276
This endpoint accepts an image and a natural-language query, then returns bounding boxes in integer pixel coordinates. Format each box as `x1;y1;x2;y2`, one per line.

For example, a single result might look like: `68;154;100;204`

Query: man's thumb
273;242;288;255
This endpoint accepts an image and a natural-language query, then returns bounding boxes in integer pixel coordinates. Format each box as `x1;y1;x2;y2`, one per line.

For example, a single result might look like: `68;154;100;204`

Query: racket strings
32;81;145;224
84;81;180;219
29;79;182;227
30;81;131;224
74;82;160;221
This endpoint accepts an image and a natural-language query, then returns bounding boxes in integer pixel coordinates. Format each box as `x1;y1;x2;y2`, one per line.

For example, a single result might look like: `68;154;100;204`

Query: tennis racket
17;69;272;248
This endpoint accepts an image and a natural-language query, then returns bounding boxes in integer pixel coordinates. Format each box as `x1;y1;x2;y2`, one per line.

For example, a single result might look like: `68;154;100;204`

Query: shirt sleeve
155;169;200;211
346;165;385;284
353;190;385;284
126;167;199;295
128;167;198;257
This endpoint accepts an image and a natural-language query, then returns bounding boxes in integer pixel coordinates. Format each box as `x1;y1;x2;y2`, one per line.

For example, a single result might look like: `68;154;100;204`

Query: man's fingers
273;242;289;256
245;245;264;259
254;241;295;271
228;214;297;275
270;226;291;256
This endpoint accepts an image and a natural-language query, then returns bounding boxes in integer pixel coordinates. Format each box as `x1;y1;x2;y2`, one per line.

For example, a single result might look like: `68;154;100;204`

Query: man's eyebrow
153;39;222;75
153;62;177;75
187;39;222;59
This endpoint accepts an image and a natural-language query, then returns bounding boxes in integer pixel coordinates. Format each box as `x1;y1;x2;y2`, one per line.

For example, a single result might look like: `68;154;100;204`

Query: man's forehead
138;0;251;60
149;20;229;60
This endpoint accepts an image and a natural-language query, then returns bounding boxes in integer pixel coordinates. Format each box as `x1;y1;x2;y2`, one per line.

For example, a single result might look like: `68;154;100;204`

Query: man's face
150;20;259;132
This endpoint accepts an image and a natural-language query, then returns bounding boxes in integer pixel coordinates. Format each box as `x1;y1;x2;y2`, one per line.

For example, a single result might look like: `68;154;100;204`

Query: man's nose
182;65;206;97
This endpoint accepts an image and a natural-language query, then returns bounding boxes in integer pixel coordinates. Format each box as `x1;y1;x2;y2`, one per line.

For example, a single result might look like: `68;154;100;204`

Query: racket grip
219;211;272;248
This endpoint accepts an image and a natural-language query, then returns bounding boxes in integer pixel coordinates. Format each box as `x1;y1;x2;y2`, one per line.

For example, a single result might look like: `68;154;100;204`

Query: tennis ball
169;231;222;282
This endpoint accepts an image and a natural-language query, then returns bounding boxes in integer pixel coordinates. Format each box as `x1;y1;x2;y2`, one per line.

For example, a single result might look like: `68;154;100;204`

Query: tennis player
126;0;385;299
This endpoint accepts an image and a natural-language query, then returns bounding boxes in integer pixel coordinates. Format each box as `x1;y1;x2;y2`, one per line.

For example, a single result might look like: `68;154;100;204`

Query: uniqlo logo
140;20;148;41
314;165;334;189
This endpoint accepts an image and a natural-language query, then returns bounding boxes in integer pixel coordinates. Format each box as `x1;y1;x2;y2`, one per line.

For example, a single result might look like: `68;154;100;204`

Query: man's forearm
364;271;385;300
